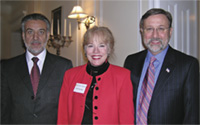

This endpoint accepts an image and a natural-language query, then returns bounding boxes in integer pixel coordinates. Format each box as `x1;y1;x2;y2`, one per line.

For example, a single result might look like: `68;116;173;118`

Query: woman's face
85;35;109;67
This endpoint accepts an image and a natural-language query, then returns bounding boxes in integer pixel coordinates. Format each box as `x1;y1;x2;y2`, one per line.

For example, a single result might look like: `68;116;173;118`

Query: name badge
73;83;87;94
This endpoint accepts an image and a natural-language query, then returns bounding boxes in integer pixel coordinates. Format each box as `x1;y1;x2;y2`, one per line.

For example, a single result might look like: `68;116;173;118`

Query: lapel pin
166;68;170;73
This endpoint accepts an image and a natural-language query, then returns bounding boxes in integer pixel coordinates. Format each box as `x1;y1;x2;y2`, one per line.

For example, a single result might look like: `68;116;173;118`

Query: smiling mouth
151;41;160;45
92;56;101;60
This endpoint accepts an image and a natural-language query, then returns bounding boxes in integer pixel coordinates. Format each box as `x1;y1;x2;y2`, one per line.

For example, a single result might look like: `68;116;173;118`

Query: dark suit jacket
1;51;72;124
124;46;199;124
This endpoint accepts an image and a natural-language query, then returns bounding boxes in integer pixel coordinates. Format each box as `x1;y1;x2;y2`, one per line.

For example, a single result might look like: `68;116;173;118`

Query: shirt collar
147;45;169;67
26;49;47;63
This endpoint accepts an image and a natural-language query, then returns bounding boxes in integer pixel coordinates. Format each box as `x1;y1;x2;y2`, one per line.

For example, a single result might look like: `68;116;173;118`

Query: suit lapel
134;51;147;89
151;47;176;101
131;50;147;101
17;54;34;94
36;52;56;94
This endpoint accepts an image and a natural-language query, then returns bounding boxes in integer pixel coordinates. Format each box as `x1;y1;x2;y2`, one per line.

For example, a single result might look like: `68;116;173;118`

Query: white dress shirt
26;49;47;74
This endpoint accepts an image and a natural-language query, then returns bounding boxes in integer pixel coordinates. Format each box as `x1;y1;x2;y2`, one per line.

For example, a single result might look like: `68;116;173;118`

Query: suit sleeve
66;60;73;70
123;56;130;69
183;58;199;124
57;71;70;124
119;70;134;124
1;63;11;124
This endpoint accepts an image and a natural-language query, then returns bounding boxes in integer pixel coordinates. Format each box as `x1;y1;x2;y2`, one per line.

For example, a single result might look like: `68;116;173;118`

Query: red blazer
57;64;134;124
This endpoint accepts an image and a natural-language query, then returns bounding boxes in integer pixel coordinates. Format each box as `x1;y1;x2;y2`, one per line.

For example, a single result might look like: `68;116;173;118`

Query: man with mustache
124;8;199;124
1;13;73;124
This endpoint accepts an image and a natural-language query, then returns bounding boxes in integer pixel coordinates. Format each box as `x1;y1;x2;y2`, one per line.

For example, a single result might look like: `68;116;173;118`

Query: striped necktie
137;56;156;124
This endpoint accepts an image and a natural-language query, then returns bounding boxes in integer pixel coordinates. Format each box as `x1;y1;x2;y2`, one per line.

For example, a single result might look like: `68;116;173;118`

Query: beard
144;38;167;53
25;40;47;55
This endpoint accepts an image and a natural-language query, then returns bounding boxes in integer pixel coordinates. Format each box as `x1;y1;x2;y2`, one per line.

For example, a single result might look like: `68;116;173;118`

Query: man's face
141;14;172;55
22;20;49;56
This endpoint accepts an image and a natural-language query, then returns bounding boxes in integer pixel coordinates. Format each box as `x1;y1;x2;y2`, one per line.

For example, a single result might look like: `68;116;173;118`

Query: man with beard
124;8;199;124
1;13;73;124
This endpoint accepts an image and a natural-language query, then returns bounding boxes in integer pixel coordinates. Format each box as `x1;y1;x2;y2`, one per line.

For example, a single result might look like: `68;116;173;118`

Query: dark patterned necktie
137;56;156;124
30;57;40;98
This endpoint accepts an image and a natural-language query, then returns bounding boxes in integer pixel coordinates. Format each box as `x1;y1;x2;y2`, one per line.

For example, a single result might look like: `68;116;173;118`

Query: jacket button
94;96;98;99
31;96;34;100
94;116;98;120
95;87;99;90
98;78;101;81
33;114;38;117
94;106;98;110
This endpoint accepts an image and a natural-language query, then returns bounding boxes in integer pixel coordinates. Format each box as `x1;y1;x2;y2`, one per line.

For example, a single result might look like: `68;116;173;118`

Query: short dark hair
140;8;172;29
21;13;50;32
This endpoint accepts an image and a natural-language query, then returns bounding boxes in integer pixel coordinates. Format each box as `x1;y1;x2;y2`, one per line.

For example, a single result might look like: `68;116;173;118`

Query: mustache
31;41;41;44
148;38;163;43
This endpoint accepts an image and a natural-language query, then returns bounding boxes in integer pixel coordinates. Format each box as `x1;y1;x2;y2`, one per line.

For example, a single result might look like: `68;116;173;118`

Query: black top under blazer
124;46;199;124
1;51;72;124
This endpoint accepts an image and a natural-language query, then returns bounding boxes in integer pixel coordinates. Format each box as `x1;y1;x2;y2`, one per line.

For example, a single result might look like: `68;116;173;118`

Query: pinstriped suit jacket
124;46;199;124
1;51;72;124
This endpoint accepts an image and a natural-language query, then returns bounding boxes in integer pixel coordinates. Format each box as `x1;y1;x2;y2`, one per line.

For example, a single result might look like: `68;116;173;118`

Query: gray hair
21;13;50;33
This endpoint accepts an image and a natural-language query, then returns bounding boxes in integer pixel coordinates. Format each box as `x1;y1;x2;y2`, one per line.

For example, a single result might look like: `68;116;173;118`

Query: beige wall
37;1;78;66
40;1;140;67
1;1;34;59
1;0;199;66
1;0;140;67
100;1;139;66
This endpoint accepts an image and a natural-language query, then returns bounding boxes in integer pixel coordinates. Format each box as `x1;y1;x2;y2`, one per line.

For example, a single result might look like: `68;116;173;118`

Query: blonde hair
83;26;114;55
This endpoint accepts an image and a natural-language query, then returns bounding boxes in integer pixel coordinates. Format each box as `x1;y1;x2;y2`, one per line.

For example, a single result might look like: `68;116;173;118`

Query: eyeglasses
143;27;169;34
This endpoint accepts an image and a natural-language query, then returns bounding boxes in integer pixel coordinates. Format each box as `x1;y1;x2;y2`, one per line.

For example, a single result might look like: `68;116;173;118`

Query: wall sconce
84;16;95;29
48;7;73;56
68;5;95;30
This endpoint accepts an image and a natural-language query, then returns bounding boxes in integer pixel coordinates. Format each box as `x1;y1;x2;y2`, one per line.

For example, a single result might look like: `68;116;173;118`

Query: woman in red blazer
57;26;134;124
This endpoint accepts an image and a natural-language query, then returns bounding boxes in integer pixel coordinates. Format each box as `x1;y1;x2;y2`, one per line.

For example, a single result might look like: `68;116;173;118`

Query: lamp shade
68;6;87;19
